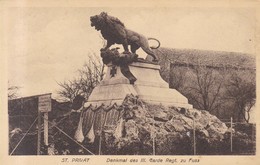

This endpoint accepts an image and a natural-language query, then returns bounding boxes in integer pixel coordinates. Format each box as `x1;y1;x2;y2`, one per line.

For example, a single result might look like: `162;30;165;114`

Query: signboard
38;94;52;112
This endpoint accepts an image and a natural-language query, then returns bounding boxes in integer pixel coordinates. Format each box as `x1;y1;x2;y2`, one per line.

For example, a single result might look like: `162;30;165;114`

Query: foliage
225;73;256;123
164;48;256;121
170;63;226;113
99;96;255;155
57;53;104;102
8;83;20;100
187;65;225;112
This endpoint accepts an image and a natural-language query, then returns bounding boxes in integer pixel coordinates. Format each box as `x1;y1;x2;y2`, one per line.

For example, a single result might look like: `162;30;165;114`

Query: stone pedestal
85;61;192;109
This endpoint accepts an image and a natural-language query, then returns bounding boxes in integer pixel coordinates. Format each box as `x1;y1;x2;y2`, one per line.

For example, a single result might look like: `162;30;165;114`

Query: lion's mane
90;12;125;42
90;12;160;62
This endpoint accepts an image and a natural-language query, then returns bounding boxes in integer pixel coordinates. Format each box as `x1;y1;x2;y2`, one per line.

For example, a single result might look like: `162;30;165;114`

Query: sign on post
38;93;52;153
38;94;52;112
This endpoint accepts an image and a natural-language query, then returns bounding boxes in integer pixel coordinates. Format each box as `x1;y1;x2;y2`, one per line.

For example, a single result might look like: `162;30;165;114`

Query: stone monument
72;12;249;155
74;12;194;145
85;49;192;109
87;12;192;108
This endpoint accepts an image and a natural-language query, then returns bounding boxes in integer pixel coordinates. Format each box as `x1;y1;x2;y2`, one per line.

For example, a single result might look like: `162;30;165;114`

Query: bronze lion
90;12;160;62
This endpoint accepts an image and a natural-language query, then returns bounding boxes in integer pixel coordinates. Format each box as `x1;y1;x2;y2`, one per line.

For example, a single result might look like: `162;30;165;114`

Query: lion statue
90;12;160;62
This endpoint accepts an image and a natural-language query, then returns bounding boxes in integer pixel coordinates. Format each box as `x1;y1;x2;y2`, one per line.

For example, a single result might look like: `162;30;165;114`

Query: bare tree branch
8;83;21;100
225;73;256;122
57;53;104;102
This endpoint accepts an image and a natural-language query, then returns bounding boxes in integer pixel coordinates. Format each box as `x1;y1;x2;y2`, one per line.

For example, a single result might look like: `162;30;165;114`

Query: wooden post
37;111;42;155
230;117;233;153
38;93;52;155
152;115;155;155
193;117;196;155
44;113;48;146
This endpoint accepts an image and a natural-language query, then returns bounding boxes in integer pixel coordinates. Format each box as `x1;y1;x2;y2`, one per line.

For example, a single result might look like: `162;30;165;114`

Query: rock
85;95;231;155
124;120;139;139
212;122;228;134
164;121;175;132
132;106;146;119
180;116;193;129
198;117;209;128
154;111;169;122
194;122;204;130
206;125;224;140
199;129;209;137
165;119;186;132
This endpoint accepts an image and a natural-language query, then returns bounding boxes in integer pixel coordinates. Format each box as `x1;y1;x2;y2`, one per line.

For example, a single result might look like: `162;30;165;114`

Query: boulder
99;95;230;155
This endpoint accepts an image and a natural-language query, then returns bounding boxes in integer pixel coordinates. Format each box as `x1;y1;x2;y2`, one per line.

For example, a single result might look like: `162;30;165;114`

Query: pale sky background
5;7;256;99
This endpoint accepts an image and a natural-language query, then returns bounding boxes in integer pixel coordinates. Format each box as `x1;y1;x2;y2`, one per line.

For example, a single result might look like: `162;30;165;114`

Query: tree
155;48;182;82
170;61;225;113
185;64;225;112
57;53;105;102
225;73;256;123
8;83;20;100
169;64;188;91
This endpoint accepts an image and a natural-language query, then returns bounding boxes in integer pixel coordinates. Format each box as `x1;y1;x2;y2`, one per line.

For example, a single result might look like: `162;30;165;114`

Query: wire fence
9;114;256;155
220;118;256;155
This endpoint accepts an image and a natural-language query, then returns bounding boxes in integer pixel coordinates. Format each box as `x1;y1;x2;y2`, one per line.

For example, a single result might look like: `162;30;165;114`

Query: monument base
85;60;192;109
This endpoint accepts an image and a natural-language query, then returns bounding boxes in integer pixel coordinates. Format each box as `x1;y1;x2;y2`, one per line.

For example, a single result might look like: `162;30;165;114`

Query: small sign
38;94;52;112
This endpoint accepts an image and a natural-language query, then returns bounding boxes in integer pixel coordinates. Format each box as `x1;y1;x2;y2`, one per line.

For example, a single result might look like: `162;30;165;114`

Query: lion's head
90;12;125;31
90;12;106;31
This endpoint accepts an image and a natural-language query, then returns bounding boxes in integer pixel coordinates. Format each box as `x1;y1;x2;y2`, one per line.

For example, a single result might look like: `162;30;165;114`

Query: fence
9;114;256;155
220;118;256;155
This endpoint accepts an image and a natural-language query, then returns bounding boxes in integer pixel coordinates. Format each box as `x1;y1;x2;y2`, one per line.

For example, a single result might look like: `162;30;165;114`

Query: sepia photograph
1;0;259;164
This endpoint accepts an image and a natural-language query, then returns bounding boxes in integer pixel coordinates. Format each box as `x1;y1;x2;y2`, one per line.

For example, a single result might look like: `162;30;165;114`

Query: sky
5;7;256;99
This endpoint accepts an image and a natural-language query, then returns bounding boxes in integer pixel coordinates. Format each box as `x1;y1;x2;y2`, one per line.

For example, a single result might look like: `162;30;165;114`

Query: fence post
230;117;233;153
43;113;48;146
193;117;196;155
37;111;42;155
152;115;156;155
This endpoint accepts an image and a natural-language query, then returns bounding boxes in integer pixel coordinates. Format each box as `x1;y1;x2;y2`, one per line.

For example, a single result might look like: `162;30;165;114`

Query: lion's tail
148;38;161;49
